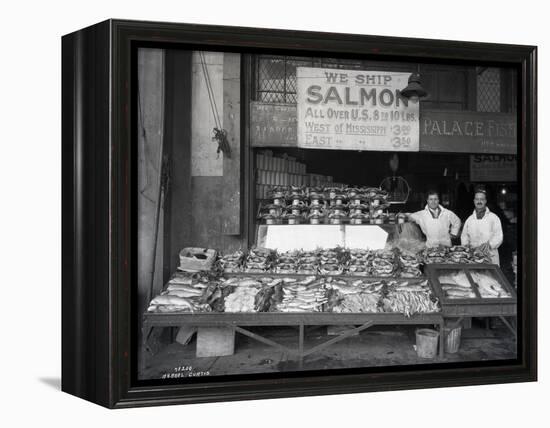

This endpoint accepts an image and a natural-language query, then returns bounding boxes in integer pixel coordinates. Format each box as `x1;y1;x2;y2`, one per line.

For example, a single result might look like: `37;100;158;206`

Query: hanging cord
138;51;169;305
199;51;221;129
199;51;231;158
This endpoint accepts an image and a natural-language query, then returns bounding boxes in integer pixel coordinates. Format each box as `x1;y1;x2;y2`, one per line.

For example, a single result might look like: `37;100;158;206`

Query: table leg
298;324;305;367
439;320;445;358
499;316;517;341
140;323;153;374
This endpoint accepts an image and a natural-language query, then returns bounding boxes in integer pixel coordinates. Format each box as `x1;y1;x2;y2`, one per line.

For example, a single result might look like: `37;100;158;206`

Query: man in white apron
461;188;503;265
408;190;461;247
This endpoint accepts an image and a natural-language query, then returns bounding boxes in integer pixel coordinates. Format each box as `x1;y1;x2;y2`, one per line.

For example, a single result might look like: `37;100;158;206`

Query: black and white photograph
137;48;520;381
3;0;547;421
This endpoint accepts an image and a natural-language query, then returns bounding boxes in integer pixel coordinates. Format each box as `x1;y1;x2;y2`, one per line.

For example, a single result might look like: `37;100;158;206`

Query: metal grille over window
477;67;501;112
256;56;368;103
257;57;287;103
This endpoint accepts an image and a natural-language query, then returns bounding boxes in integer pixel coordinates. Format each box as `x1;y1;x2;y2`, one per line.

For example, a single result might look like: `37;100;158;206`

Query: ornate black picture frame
62;19;537;408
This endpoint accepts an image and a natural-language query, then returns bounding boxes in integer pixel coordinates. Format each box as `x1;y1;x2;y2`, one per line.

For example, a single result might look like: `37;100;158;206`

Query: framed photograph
62;19;537;408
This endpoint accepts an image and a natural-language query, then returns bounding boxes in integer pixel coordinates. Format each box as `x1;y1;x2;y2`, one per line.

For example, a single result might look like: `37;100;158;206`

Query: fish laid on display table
219;250;246;272
332;293;381;313
147;272;216;313
275;276;327;313
346;248;372;275
223;286;261;312
296;250;320;274
371;250;397;277
276;250;301;274
381;280;440;317
318;248;345;275
329;278;384;313
219;276;282;312
243;247;275;273
437;270;477;298
398;251;423;278
469;270;511;298
423;245;492;264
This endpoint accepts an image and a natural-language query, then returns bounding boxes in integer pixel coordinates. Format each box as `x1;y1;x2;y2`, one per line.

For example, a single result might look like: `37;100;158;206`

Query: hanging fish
212;127;231;158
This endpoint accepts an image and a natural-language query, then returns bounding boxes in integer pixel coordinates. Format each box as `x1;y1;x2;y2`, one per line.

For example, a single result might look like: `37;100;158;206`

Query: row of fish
276;276;327;312
221;276;280;312
437;269;512;299
220;276;439;316
219;247;277;273
381;280;441;317
149;273;441;315
219;247;422;278
371;250;397;277
423;245;492;264
329;278;384;313
147;272;219;313
276;250;323;275
328;278;439;317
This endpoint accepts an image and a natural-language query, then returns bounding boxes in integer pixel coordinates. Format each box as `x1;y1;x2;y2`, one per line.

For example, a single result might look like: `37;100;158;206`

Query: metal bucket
443;326;462;354
415;328;439;359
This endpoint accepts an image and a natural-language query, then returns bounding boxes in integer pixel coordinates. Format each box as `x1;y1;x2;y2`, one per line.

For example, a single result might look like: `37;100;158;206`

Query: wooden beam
222;53;242;235
498;316;517;340
301;321;374;357
234;326;297;355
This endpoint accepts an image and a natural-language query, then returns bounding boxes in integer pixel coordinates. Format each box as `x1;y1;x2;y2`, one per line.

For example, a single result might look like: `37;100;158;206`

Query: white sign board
296;67;419;151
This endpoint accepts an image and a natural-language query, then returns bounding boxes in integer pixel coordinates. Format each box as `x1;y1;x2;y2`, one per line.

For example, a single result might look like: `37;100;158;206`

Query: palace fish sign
296;67;420;151
420;110;517;154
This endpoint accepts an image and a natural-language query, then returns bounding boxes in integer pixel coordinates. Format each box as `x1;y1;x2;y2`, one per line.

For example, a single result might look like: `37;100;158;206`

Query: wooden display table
141;311;444;370
425;264;517;339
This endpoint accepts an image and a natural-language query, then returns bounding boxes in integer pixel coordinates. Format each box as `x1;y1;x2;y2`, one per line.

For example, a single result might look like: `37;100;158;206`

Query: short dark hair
474;186;487;197
426;189;439;198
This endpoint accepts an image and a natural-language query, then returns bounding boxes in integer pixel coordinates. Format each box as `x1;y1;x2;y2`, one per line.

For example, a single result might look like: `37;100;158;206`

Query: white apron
460;208;503;265
410;205;461;248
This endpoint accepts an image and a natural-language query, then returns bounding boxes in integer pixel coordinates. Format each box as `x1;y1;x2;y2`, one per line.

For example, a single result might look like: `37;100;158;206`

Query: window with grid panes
254;55;471;110
477;67;501;112
255;56;368;103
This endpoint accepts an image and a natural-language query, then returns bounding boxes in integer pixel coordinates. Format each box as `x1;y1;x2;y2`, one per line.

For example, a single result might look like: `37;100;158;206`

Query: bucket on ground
415;328;439;359
443;326;462;354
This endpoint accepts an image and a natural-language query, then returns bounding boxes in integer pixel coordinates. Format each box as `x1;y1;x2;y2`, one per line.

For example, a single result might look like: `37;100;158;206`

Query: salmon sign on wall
296;67;420;151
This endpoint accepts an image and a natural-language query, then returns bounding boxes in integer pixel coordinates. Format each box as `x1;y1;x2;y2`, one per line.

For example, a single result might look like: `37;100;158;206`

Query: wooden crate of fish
424;264;517;317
